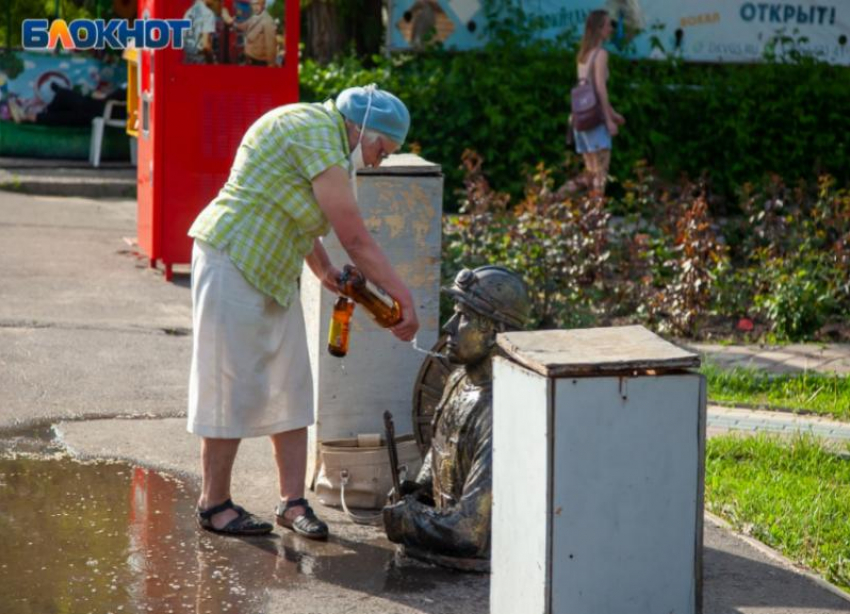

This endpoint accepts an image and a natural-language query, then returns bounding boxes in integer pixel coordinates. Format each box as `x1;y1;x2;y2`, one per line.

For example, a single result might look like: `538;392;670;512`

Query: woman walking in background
568;9;625;196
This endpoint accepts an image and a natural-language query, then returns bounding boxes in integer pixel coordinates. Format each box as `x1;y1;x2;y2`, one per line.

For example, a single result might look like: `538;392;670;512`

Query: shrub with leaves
639;188;728;337
443;152;611;329
723;174;850;340
443;152;848;341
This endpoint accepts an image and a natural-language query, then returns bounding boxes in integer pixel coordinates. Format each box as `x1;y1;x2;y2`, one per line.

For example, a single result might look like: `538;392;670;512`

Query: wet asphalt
1;189;849;614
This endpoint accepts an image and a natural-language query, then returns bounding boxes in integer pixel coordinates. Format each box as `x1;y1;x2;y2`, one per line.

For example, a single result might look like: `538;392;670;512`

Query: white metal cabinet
491;326;705;614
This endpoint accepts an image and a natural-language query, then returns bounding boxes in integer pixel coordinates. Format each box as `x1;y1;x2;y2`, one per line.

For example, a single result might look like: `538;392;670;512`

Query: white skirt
187;240;314;438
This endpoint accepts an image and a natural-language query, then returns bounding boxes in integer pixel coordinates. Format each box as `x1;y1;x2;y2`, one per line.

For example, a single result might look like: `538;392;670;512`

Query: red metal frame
136;0;300;281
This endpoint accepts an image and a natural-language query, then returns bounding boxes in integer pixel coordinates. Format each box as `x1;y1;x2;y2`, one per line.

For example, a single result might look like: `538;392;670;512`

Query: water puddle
0;425;466;614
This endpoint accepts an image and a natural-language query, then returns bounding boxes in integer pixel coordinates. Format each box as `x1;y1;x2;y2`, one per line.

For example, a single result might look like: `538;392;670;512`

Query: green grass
701;363;850;421
707;434;850;591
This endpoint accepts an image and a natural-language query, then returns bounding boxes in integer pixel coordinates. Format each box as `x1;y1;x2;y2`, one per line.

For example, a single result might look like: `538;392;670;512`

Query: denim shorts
574;123;612;154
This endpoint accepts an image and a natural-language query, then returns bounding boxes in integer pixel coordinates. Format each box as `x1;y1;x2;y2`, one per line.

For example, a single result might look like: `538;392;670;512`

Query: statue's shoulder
445;368;467;389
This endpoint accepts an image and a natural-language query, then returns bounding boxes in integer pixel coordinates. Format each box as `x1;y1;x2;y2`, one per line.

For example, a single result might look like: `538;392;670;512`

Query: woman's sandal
197;498;273;536
275;497;329;541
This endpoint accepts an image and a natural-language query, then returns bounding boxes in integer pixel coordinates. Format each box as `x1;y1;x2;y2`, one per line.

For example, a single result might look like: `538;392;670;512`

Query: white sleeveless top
577;49;608;81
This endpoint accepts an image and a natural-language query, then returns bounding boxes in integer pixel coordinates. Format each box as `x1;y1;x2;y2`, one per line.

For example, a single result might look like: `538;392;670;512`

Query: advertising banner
388;0;850;64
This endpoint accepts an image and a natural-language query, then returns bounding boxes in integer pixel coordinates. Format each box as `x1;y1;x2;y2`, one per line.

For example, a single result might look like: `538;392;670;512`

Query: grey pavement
2;188;850;613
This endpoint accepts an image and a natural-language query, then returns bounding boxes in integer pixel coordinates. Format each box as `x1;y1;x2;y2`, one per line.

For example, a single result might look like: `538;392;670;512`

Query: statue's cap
442;266;531;330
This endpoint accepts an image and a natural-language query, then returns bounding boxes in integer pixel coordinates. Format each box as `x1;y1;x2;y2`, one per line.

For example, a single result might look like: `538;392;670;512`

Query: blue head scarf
336;85;411;145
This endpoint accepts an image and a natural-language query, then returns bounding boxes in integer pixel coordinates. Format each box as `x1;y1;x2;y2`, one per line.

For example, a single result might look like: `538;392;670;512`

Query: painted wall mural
388;0;850;65
0;51;127;124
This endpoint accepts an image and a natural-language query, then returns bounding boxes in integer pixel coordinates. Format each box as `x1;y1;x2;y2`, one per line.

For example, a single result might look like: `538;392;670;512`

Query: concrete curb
708;405;850;441
0;167;136;199
704;512;850;605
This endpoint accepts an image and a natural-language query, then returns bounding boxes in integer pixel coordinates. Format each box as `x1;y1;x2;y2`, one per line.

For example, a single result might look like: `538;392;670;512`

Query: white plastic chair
89;100;134;167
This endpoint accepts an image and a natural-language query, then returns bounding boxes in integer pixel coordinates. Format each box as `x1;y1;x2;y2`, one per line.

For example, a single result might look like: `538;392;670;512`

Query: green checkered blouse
189;100;350;308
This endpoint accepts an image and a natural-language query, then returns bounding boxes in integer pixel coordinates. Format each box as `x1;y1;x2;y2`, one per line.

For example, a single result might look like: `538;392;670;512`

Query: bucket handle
338;465;410;525
339;470;384;525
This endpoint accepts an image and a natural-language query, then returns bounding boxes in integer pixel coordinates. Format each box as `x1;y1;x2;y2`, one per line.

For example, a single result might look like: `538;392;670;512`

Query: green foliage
443;151;610;329
440;151;847;340
715;175;850;340
635;183;728;337
300;40;575;201
754;254;836;340
299;8;582;202
1;0;103;48
0;51;24;78
706;434;850;591
702;363;850;420
300;19;850;208
302;4;850;340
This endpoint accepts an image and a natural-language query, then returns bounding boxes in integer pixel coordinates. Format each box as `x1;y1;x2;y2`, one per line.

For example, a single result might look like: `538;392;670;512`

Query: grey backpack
570;49;603;132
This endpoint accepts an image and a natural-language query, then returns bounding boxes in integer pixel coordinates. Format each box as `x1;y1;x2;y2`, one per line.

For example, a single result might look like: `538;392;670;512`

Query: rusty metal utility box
300;154;443;484
491;325;705;614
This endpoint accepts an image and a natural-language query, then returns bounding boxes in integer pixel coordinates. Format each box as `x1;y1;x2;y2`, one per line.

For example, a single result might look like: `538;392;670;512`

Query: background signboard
388;0;850;64
0;51;127;122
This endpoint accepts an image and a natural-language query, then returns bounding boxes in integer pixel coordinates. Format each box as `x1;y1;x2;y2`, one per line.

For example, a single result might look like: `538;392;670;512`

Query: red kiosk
133;0;300;280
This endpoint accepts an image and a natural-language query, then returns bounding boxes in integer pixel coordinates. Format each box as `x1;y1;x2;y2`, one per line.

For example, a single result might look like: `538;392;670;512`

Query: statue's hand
387;479;423;504
400;479;423;497
383;491;437;543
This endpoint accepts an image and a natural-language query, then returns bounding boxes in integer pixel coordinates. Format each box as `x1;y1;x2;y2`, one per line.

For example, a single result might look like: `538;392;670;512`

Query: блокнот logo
23;19;191;50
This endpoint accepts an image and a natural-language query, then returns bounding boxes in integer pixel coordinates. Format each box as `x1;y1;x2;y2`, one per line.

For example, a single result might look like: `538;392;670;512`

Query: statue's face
442;302;496;366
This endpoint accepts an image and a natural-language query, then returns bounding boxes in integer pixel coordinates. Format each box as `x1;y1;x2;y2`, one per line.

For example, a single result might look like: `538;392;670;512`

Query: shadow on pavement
704;546;850;613
233;529;486;613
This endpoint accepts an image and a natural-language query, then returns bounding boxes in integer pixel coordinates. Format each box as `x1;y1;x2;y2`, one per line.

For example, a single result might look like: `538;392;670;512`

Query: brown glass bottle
338;266;402;328
327;296;355;357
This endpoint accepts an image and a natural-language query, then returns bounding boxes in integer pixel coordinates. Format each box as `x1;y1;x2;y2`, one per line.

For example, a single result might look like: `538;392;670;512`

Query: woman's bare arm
305;238;342;293
311;166;420;341
593;49;618;134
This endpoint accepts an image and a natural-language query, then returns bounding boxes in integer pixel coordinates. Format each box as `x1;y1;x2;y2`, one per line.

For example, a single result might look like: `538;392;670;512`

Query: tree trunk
352;0;383;58
303;0;385;64
304;0;347;64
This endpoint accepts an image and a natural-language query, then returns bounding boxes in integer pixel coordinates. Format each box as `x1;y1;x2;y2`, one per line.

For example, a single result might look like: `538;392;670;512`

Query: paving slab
0;191;192;431
784;344;850;362
821;355;850;374
703;515;850;614
0;327;190;429
0;157;132;169
688;343;850;375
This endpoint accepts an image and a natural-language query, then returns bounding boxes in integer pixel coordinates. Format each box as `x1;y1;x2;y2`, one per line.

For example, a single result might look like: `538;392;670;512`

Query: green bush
443;151;611;329
717;174;850;340
300;20;850;211
441;151;848;340
301;8;850;340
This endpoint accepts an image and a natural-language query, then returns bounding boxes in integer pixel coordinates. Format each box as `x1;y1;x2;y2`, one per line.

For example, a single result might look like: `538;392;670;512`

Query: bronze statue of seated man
383;265;531;571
